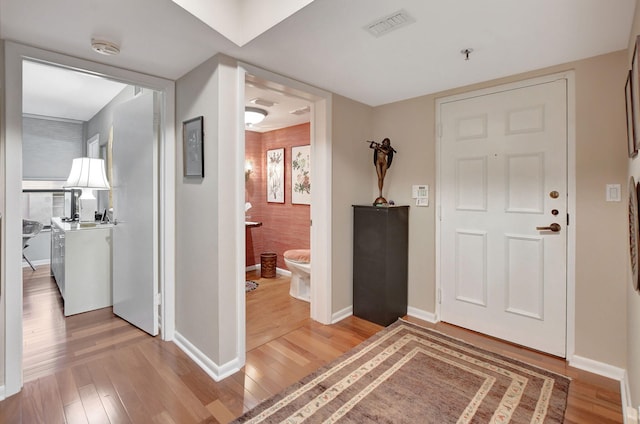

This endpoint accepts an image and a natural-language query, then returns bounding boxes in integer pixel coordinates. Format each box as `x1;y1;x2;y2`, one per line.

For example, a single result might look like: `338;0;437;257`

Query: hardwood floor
0;267;624;423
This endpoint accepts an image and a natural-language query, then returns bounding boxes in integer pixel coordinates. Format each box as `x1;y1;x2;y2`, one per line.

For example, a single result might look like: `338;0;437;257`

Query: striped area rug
232;319;569;423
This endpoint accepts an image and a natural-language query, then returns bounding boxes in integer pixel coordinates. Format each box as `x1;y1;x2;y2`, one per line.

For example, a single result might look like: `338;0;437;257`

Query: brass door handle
536;223;561;232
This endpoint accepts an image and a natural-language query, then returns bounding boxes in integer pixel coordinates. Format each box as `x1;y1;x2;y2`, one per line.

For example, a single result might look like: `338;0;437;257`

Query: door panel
112;90;158;336
439;80;567;356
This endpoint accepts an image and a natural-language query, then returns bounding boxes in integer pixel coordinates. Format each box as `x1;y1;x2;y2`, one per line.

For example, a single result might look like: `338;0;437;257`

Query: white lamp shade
64;157;111;190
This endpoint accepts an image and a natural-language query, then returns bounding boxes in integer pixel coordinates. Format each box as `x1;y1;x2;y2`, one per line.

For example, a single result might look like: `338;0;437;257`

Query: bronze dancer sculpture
368;138;397;206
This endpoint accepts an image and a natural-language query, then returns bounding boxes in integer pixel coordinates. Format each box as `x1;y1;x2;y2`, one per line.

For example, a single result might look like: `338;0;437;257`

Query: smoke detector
91;39;120;56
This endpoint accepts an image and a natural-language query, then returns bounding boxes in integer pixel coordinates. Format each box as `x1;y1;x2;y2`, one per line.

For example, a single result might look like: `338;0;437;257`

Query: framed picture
630;176;639;291
632;37;640;153
183;116;204;177
267;148;285;203
626;70;638;158
291;145;311;205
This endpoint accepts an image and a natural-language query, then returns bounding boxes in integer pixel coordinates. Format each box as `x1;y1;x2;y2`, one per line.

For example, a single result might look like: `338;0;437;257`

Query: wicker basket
260;252;277;278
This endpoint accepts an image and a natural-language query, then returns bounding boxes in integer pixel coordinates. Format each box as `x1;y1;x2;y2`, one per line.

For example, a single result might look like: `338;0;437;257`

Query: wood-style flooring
0;267;624;423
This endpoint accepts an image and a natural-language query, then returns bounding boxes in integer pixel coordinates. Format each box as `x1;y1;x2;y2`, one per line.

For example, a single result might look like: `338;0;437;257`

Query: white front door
112;90;159;336
439;78;568;356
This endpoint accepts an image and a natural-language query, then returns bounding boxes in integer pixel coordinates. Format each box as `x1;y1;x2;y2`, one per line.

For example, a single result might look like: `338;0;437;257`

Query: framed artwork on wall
630;176;639;291
626;70;638;158
183;116;204;177
291;145;311;205
632;36;640;154
267;148;285;203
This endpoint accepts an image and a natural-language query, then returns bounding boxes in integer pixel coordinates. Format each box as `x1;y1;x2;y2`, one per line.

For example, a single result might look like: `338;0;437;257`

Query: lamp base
79;190;97;223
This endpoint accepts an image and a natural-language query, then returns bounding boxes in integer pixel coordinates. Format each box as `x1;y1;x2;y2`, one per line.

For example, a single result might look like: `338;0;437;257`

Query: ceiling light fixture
91;39;121;56
245;107;268;125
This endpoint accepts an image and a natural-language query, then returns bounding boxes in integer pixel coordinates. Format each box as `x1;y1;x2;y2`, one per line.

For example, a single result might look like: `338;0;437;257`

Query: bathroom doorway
238;63;333;358
243;76;313;350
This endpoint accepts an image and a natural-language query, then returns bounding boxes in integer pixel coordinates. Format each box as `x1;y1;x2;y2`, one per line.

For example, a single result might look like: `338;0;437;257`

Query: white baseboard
277;267;291;277
331;306;436;325
331;305;353;323
407;306;438;323
173;331;240;382
245;265;290;276
570;355;633;423
621;371;637;424
569;355;626;381
22;258;50;268
0;384;5;401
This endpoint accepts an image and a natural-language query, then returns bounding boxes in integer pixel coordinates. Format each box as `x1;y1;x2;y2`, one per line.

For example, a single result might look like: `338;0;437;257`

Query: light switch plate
606;184;621;202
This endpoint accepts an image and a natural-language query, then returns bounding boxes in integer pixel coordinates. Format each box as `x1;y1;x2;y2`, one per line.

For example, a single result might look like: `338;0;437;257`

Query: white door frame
235;62;333;363
434;71;576;360
2;41;176;398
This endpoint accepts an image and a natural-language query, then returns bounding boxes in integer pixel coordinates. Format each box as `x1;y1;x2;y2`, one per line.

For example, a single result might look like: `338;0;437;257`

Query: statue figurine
368;138;397;206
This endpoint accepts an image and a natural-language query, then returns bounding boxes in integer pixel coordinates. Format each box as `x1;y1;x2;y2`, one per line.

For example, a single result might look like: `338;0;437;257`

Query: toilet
283;249;311;302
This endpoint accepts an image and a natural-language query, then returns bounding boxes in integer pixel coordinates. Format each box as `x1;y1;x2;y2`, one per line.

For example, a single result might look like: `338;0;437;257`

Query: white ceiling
1;0;636;110
22;61;127;122
21;59;310;131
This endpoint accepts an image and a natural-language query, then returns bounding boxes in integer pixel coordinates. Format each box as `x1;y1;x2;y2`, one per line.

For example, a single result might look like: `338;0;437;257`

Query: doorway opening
236;63;333;362
4;42;176;397
243;75;313;351
21;58;162;380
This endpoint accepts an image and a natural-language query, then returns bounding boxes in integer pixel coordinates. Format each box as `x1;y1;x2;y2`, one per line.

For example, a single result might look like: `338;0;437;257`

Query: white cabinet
50;217;113;316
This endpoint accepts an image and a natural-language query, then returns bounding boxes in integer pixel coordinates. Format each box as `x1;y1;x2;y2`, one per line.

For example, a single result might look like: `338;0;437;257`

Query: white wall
174;54;243;378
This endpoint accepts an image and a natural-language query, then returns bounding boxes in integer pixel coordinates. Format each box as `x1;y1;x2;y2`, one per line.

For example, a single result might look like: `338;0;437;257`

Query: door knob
536;223;561;232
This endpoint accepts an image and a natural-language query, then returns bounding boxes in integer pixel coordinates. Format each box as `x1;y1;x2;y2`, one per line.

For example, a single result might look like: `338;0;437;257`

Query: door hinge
437;288;442;304
436;122;443;138
155;292;162;306
567;213;570;226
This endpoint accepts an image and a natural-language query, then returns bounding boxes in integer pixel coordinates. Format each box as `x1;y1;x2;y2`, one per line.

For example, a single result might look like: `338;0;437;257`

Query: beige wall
372;97;437;312
330;94;373;312
367;51;628;367
628;0;640;407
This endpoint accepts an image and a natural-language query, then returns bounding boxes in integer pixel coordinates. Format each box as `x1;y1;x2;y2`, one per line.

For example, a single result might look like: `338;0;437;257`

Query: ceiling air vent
290;106;310;115
365;10;415;37
250;97;277;107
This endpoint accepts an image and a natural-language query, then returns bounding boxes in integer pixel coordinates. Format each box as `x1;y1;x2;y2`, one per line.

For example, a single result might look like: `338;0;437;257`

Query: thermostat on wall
412;185;429;207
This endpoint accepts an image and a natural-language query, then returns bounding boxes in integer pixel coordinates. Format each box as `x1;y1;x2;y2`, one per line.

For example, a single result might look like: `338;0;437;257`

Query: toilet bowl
284;249;311;302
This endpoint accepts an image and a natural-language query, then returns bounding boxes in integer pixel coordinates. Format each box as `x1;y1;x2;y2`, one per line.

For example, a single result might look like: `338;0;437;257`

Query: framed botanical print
291;145;311;205
267;148;284;203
